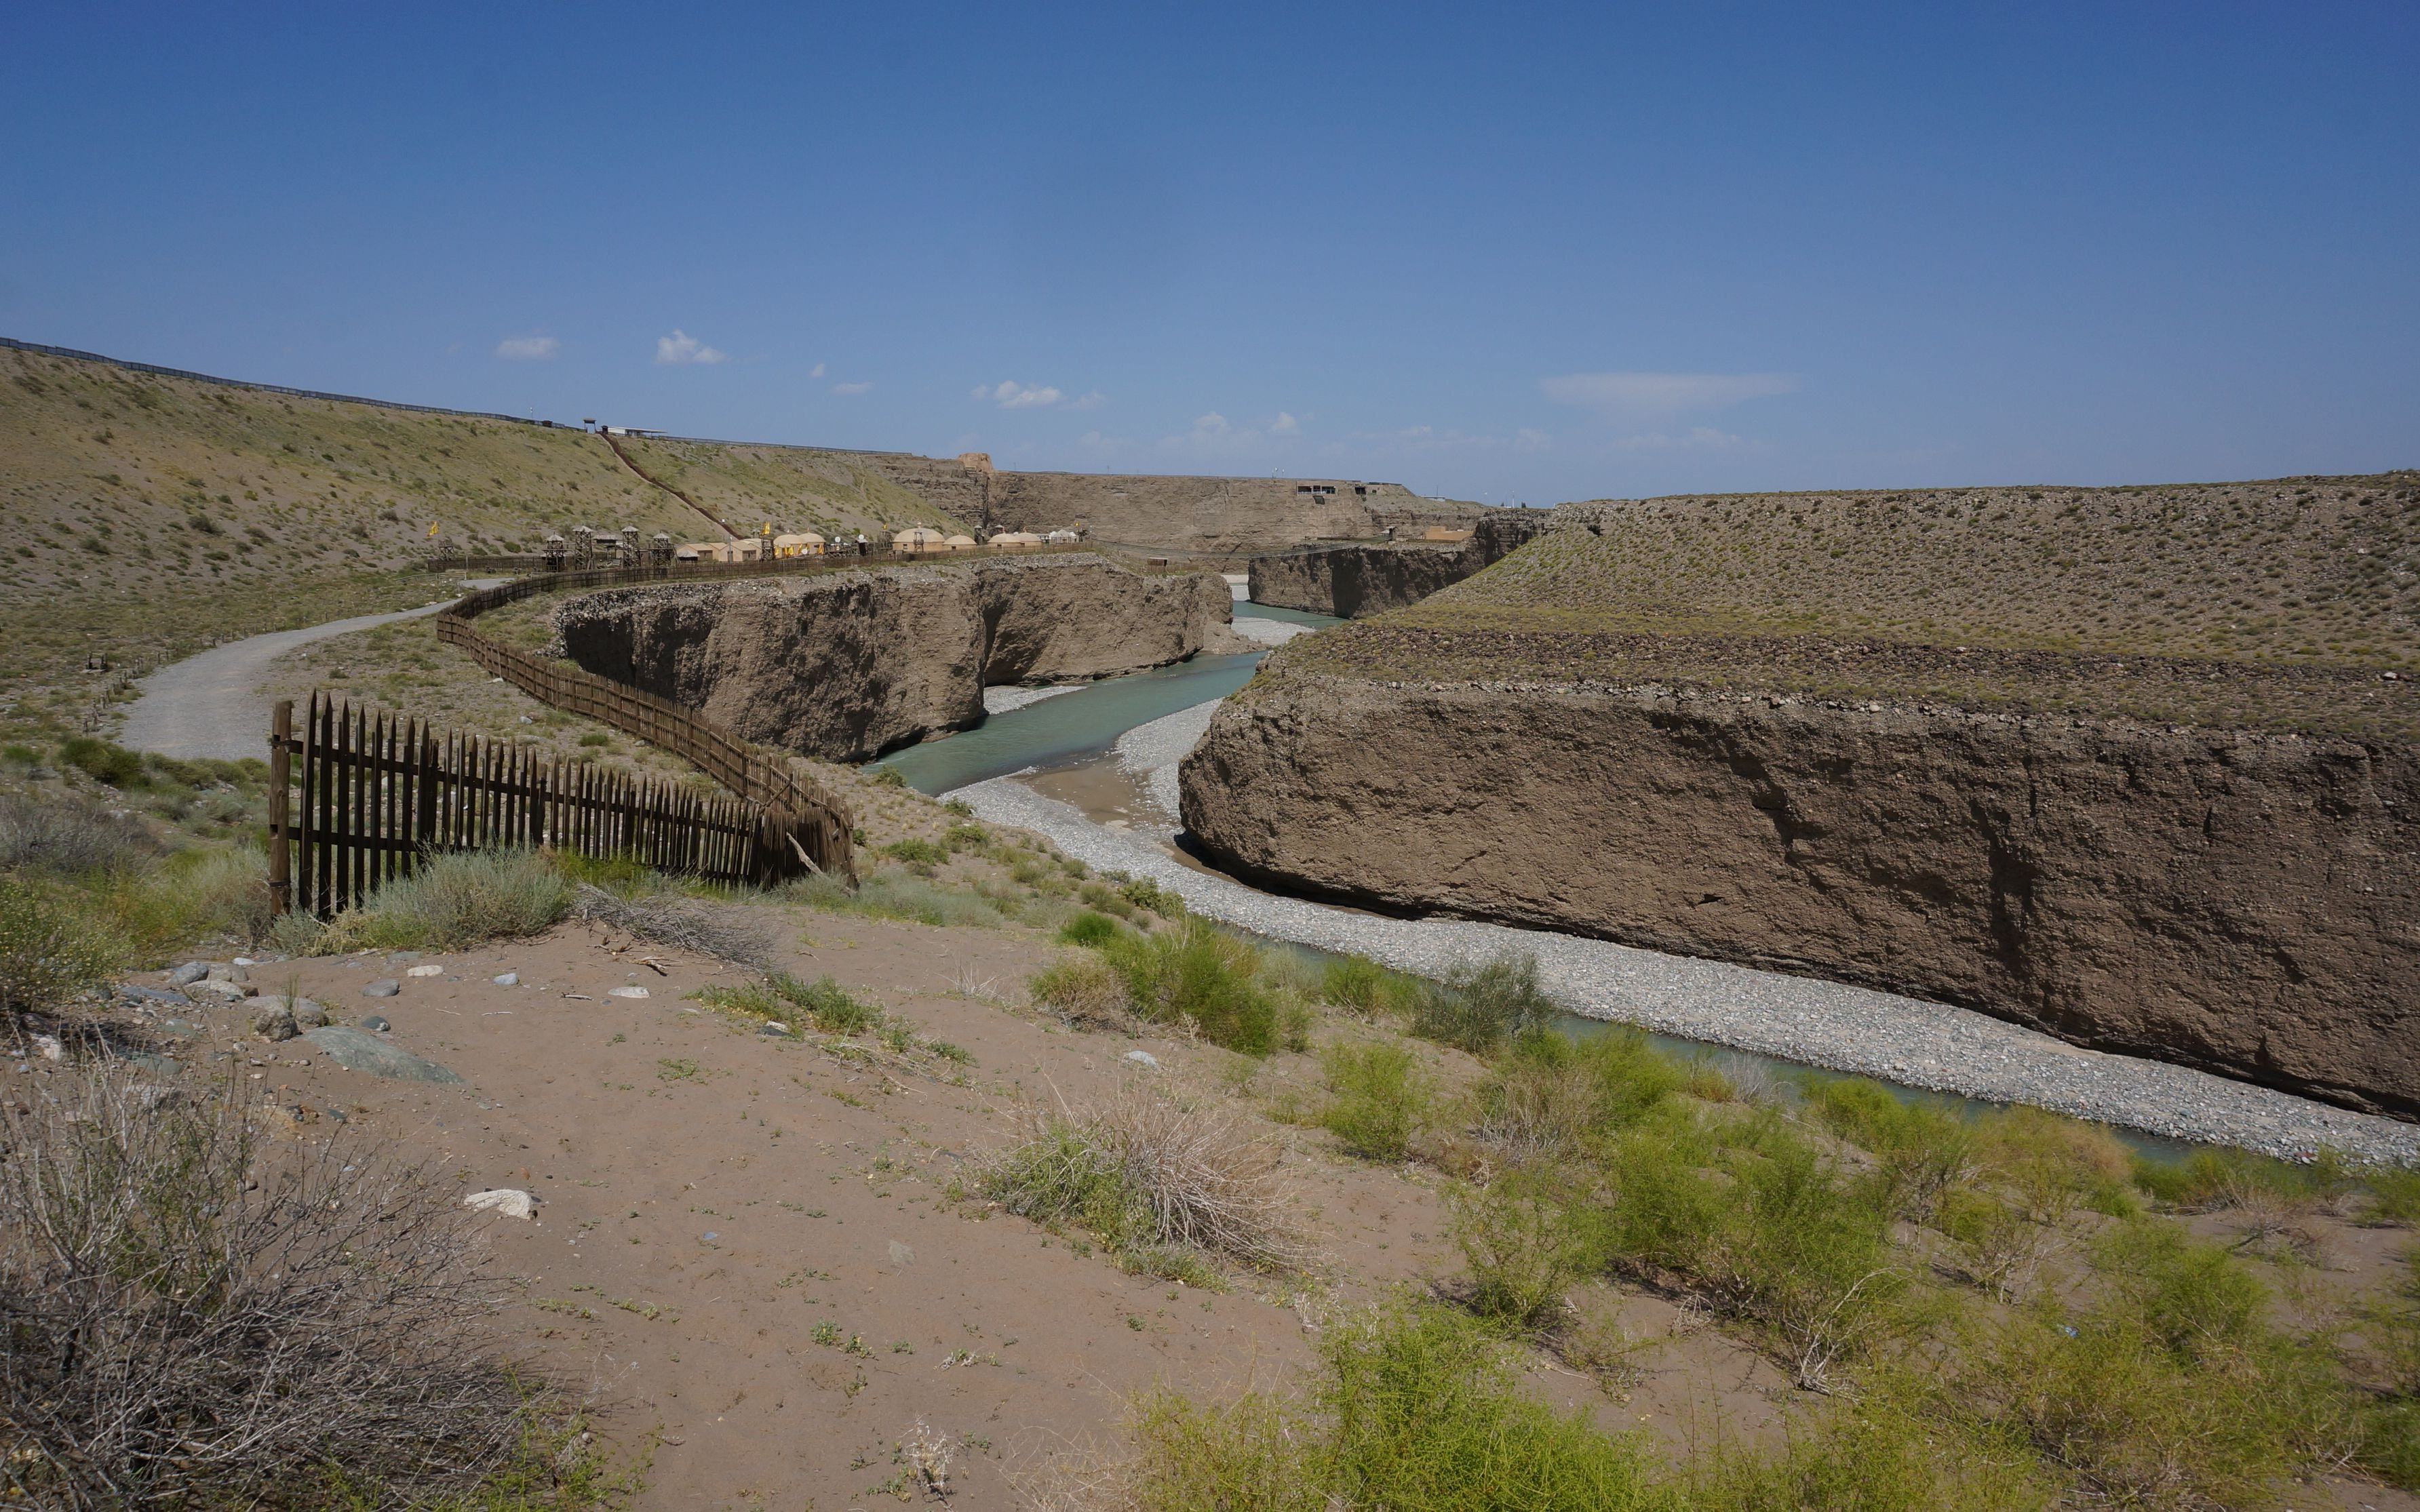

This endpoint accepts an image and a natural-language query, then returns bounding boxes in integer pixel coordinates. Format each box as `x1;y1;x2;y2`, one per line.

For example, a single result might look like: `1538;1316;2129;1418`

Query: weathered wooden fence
267;692;828;918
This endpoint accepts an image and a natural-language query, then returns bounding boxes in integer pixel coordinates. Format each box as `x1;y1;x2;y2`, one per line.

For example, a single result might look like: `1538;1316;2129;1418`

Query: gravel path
120;584;499;761
952;702;2420;1166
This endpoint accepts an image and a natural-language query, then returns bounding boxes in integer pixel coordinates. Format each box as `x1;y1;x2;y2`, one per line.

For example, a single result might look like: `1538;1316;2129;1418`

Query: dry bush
985;1091;1312;1273
0;1068;541;1508
570;881;775;967
1028;951;1136;1029
0;789;161;877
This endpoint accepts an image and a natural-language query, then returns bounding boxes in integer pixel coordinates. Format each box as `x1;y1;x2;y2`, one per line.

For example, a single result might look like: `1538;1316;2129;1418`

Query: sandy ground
109;909;1824;1509
119;582;500;761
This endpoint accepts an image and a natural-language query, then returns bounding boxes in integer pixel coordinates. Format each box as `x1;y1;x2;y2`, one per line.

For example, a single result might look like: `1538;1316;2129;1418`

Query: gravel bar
953;753;2420;1166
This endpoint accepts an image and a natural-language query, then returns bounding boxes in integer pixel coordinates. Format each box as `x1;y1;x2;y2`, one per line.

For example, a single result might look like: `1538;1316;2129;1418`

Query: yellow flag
428;523;440;536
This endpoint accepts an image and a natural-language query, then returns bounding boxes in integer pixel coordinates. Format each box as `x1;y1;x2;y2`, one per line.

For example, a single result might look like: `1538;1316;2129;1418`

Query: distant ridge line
1;334;568;431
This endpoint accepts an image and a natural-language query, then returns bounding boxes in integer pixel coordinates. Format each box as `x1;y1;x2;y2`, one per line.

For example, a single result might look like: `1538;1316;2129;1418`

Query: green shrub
1120;877;1185;917
942;796;974;816
883;837;946;866
1971;1105;2136;1220
2130;1145;2337;1212
1078;881;1137;919
1029;951;1131;1025
1473;1028;1677;1157
1408;951;1555;1053
1687;1381;2058;1511
58;736;144;789
2364;1399;2420;1490
941;822;990;852
1801;1076;1974;1220
1319;1042;1435;1160
0;790;160;875
109;845;275;954
868;765;907;787
546;848;650;891
1104;920;1281;1056
2369;1166;2420;1225
1956;1220;2358;1508
766;972;882;1034
0;875;121;1020
1319;953;1418;1017
1318;1303;1664;1510
1449;1166;1599;1328
1059;909;1126;947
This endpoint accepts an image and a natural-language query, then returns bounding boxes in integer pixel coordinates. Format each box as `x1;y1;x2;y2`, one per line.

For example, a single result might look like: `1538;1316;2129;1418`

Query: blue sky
5;3;2414;504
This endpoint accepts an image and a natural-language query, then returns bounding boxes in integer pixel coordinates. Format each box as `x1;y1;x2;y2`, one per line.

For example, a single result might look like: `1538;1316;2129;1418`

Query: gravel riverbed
953;702;2420;1166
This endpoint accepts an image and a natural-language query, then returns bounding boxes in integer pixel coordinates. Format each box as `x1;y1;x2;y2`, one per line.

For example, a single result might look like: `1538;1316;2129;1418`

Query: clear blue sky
5;3;2413;503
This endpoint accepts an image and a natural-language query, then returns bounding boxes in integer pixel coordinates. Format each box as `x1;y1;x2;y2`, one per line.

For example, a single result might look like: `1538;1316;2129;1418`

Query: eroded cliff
553;555;1232;763
1181;667;2420;1115
1246;509;1554;617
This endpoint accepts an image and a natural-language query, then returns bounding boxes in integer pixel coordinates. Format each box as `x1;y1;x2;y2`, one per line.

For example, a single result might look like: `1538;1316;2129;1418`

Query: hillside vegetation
613;434;976;540
1285;475;2420;740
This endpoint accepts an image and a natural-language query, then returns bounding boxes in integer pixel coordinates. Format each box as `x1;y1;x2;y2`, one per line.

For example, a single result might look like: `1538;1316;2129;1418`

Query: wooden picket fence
267;692;834;919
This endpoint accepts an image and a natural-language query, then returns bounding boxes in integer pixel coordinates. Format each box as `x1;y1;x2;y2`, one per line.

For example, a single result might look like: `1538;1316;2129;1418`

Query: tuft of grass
981;1092;1310;1273
1318;953;1420;1018
1472;1027;1678;1160
0;789;161;875
290;848;571;954
1059;909;1126;947
1800;1077;1974;1221
1319;1041;1437;1161
1100;919;1284;1056
789;868;1013;929
1028;951;1132;1027
1110;1301;1666;1512
1407;951;1555;1053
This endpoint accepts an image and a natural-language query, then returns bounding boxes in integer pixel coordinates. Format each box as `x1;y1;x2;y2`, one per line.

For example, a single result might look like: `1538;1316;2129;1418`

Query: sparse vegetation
0;1067;605;1507
280;847;570;954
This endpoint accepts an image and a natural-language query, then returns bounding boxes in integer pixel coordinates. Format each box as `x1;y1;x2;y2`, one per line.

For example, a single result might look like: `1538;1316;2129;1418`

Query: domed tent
893;526;950;554
988;531;1045;549
773;532;825;557
943;534;979;551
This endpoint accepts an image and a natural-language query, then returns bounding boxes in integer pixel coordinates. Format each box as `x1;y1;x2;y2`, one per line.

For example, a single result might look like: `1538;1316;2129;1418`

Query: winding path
119;586;498;762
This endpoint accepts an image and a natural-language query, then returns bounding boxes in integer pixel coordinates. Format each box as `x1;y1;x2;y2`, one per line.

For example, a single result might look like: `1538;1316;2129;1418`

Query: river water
871;604;1335;795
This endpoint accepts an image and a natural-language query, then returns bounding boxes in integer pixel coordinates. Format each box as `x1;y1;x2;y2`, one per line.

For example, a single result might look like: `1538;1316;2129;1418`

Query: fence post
268;699;292;915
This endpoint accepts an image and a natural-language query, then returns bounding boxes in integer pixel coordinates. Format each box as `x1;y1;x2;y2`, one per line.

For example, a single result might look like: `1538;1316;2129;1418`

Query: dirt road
119;584;499;761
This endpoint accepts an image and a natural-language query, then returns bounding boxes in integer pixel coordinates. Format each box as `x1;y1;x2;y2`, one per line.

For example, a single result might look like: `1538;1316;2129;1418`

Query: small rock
1123;1050;1160;1068
119;984;192;1007
33;1035;64;1062
303;1025;463;1083
463;1189;538;1220
157;1018;203;1038
608;986;648;999
290;998;330;1030
701;1230;719;1242
362;979;400;999
251;1003;298;1042
193;979;250;1003
406;964;444;978
206;964;249;985
492;972;518;987
168;961;210;987
360;1014;391;1033
232;957;256;968
759;1021;792;1036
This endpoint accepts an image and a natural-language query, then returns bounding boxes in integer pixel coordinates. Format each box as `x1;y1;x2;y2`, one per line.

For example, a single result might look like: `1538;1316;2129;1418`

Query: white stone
463;1189;538;1220
1123;1050;1160;1067
608;986;649;999
406;964;444;978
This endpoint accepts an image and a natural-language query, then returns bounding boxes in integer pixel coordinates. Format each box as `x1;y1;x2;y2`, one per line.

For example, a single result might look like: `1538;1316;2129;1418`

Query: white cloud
1192;412;1230;435
1071;390;1107;411
832;380;873;395
808;361;826;378
655;329;728;366
494;334;559;361
1270;412;1300;436
1538;371;1796;419
972;380;1066;409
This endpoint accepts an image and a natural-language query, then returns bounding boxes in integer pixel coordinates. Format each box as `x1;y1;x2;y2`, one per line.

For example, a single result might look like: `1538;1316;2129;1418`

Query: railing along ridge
434;557;869;884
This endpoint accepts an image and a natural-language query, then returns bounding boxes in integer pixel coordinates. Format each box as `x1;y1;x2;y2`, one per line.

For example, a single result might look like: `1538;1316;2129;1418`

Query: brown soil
127;910;1808;1508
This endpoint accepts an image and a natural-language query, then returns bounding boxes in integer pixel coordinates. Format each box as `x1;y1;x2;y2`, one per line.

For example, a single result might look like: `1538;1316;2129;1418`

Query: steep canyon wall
554;555;1232;763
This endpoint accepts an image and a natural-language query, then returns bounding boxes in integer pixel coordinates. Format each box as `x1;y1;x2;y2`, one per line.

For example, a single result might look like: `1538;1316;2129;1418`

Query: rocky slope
553;555;1232;762
1184;475;2420;1117
1246;508;1554;616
